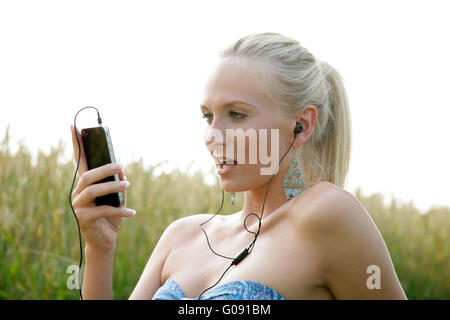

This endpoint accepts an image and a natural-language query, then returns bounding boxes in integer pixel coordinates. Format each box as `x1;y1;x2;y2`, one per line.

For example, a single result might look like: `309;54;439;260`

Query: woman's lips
217;163;238;175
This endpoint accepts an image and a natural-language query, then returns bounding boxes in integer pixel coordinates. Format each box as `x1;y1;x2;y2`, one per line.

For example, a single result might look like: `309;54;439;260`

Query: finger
118;170;127;206
76;206;136;225
118;169;125;181
77;162;121;193
71;124;89;175
74;180;130;208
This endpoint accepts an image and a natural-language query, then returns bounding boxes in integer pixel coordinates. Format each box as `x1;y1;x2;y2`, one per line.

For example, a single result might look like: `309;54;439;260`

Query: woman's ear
294;105;317;147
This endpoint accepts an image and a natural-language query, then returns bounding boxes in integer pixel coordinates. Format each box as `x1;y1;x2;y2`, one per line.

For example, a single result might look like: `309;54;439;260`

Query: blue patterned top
152;278;286;300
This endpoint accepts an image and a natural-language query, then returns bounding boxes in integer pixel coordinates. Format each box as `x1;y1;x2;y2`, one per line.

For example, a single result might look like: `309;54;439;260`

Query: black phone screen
81;126;122;207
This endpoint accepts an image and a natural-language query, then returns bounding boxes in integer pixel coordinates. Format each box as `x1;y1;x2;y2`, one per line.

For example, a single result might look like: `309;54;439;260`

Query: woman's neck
237;158;313;229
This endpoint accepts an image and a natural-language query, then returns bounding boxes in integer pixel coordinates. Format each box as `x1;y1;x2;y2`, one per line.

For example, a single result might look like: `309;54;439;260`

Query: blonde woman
70;32;407;300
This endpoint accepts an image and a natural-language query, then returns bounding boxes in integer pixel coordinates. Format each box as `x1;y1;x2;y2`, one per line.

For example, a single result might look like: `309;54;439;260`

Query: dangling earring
230;192;235;207
283;148;303;201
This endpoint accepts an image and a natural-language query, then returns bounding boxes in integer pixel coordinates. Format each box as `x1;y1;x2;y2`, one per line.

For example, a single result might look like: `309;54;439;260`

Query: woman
70;32;407;300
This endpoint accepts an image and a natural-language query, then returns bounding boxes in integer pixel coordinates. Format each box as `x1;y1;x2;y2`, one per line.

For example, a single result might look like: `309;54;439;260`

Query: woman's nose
204;125;225;149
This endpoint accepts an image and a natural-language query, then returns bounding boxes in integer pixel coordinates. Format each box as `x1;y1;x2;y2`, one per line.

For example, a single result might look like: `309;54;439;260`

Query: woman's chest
161;215;333;299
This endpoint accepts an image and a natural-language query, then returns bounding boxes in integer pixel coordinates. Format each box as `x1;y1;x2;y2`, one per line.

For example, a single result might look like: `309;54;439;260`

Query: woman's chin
218;165;267;192
219;180;240;193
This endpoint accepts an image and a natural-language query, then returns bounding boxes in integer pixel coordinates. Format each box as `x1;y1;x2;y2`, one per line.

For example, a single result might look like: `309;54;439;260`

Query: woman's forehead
202;58;275;111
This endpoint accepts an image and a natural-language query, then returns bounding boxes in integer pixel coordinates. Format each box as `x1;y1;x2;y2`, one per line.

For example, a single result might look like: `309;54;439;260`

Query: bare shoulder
292;181;407;299
293;180;382;257
162;212;229;248
129;212;218;299
163;213;217;242
167;213;212;229
294;181;371;232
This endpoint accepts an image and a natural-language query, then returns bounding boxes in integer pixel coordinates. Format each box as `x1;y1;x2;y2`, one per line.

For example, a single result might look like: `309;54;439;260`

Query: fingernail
125;209;136;216
120;181;130;188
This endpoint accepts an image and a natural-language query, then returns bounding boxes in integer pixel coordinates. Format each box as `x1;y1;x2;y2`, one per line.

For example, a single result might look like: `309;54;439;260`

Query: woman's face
201;57;294;192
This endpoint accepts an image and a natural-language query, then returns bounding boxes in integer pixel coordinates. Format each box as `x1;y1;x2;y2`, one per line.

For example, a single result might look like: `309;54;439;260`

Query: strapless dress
152;278;286;300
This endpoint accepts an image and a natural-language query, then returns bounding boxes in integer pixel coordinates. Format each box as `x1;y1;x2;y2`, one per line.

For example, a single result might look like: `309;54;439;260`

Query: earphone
196;122;304;299
294;122;304;135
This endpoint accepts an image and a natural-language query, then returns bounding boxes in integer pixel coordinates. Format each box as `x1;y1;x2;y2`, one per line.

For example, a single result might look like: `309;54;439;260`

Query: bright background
1;0;449;213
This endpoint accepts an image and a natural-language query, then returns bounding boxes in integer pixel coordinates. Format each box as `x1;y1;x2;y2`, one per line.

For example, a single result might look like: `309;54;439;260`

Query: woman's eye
230;111;246;120
202;113;213;123
201;111;245;124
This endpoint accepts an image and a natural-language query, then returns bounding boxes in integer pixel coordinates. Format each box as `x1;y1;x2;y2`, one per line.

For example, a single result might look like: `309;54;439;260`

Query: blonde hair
220;32;352;189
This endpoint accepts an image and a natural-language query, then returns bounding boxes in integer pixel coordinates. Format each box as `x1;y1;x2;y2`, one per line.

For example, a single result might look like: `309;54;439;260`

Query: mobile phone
81;126;124;207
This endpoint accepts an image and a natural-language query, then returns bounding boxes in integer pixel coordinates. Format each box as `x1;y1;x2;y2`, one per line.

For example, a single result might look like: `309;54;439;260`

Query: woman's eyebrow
200;101;256;111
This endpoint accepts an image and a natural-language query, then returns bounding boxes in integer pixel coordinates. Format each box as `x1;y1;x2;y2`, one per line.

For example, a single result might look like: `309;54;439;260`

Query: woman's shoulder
290;182;406;299
289;181;379;256
291;181;368;232
290;181;381;269
169;213;221;228
163;213;222;240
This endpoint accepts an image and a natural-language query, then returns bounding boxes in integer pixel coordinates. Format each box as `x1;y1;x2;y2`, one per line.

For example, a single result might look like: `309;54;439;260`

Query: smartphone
81;126;124;207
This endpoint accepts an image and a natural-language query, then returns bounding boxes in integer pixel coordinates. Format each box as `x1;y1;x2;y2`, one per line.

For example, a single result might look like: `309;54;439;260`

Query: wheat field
0;125;448;299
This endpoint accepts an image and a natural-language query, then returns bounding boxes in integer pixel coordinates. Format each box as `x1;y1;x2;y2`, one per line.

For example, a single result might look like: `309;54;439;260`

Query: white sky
1;0;449;213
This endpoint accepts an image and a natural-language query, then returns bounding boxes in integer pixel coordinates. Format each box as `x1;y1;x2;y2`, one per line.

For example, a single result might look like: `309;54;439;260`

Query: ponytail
315;60;352;188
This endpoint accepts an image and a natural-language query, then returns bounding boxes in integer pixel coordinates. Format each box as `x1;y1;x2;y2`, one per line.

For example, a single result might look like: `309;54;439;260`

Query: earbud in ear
294;122;304;135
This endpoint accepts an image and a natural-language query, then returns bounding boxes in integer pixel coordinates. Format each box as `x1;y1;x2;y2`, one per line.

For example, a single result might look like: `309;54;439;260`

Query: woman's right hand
70;124;136;254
